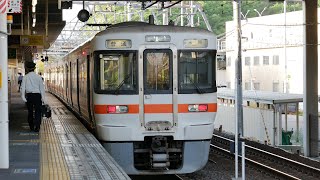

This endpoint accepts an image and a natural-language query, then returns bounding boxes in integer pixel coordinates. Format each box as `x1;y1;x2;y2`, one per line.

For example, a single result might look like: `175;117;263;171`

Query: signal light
188;104;208;112
107;105;128;113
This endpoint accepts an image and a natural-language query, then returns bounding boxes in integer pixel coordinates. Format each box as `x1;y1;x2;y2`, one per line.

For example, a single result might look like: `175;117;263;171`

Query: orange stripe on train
94;105;107;114
94;103;217;114
144;104;173;113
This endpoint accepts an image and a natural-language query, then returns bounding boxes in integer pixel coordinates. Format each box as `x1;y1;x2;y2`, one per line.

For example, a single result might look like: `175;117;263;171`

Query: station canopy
7;1;212;62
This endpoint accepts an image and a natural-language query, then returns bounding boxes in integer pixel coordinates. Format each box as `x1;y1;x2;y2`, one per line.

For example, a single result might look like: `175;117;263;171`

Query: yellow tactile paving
38;94;130;180
40;117;70;180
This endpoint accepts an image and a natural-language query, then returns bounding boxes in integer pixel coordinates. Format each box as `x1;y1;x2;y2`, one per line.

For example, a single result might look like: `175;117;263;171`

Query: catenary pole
233;0;243;179
303;0;318;157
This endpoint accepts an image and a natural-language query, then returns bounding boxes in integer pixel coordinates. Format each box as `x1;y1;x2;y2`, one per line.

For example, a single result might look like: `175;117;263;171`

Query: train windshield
94;51;138;94
178;50;216;94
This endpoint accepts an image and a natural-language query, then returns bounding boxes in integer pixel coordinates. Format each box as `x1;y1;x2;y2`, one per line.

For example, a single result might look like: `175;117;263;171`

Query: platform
0;91;130;180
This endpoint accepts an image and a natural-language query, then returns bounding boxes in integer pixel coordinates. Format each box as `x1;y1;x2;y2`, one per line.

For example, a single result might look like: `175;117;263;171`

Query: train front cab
93;36;217;174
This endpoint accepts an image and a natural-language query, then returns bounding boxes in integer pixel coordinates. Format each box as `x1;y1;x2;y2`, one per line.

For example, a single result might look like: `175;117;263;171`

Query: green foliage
202;1;233;35
202;1;303;35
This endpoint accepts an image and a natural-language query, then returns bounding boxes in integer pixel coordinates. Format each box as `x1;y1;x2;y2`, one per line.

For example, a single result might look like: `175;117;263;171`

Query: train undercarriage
133;136;183;170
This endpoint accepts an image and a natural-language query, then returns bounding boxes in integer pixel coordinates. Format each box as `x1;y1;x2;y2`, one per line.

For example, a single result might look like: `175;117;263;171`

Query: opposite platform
0;91;131;180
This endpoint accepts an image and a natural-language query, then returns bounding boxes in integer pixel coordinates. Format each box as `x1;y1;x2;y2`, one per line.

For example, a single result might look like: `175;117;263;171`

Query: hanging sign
20;35;44;46
7;0;22;13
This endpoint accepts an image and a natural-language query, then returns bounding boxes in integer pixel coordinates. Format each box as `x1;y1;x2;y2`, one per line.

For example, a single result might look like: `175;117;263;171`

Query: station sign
7;0;22;13
20;35;44;46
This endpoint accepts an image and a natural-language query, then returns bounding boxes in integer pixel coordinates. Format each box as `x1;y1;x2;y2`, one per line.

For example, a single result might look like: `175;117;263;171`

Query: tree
202;1;303;35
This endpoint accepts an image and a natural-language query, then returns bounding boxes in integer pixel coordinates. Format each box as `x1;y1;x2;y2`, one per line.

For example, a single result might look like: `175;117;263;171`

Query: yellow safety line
40;118;70;180
10;139;40;143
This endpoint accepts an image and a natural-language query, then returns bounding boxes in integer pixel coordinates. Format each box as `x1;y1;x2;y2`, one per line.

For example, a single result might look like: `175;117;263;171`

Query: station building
219;9;320;94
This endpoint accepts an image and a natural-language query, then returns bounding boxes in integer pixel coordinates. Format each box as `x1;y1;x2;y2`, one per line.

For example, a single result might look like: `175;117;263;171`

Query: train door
66;64;69;103
140;48;178;130
76;59;81;114
87;55;93;122
69;61;73;106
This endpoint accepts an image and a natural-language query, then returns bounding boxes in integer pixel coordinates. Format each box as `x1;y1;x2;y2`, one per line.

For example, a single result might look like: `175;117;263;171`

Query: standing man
21;62;46;132
17;73;23;92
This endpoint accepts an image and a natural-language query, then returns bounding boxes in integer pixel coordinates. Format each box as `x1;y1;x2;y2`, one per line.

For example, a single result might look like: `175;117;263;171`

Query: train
45;18;217;175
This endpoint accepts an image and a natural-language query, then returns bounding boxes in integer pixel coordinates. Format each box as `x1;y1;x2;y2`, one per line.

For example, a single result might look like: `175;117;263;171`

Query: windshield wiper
113;73;132;94
186;75;204;94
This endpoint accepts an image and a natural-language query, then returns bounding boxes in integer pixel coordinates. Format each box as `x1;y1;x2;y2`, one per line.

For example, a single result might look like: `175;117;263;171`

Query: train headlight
188;104;208;112
107;105;128;113
184;39;208;48
145;35;171;42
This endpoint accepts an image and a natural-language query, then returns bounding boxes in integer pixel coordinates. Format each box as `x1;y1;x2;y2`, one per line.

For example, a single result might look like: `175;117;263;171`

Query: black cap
25;61;36;69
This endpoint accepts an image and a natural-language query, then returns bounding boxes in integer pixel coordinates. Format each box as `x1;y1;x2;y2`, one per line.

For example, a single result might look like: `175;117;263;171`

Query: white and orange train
45;19;217;174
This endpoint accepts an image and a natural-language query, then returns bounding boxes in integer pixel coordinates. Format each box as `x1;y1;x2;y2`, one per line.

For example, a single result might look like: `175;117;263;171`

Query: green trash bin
282;130;293;145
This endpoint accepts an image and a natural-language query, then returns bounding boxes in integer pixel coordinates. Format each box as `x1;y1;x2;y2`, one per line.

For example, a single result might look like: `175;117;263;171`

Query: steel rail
210;144;300;180
246;144;320;173
212;134;320;173
174;174;184;180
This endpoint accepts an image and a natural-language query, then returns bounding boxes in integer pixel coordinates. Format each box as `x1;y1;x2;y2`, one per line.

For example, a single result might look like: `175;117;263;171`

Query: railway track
211;134;320;180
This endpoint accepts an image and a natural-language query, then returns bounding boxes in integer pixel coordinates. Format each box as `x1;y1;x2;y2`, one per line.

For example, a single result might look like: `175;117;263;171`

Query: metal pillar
278;109;282;145
234;1;243;137
303;0;318;157
140;11;144;22
45;0;48;39
284;0;288;93
296;102;299;143
180;1;184;26
0;7;9;169
285;104;288;131
127;2;132;21
162;8;168;25
273;105;276;146
190;1;194;27
233;0;243;178
27;5;30;35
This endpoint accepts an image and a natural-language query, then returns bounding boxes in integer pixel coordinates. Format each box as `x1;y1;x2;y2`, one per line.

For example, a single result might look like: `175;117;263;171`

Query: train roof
95;21;215;37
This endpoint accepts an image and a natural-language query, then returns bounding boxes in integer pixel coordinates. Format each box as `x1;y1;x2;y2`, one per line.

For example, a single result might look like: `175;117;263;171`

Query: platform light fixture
78;1;90;22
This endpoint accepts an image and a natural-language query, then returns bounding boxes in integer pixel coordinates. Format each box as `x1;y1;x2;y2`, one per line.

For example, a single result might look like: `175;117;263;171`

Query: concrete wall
215;102;277;145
